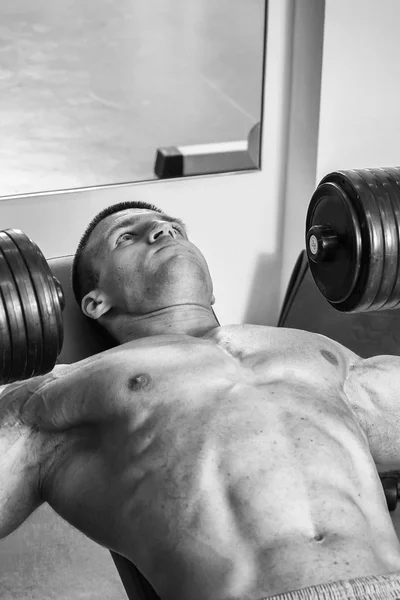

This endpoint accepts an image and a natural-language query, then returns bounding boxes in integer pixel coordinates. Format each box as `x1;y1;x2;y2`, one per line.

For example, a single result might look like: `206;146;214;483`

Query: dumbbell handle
306;224;339;264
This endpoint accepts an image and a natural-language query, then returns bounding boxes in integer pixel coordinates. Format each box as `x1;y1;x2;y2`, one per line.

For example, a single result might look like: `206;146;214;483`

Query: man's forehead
101;209;159;233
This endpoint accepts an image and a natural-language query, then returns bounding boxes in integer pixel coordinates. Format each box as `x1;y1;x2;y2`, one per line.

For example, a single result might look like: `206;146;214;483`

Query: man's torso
14;325;400;600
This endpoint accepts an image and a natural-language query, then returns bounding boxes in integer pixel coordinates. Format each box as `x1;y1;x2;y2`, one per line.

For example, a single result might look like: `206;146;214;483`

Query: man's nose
148;222;177;243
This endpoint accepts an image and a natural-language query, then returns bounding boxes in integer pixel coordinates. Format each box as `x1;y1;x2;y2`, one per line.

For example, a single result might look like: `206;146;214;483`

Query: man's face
85;209;214;317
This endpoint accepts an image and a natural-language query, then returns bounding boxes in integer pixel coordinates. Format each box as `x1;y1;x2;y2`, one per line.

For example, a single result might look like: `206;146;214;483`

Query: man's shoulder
207;323;276;339
208;323;323;343
208;323;358;364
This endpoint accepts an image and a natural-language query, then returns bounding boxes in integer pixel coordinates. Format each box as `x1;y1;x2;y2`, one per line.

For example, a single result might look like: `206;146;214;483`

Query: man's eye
117;232;134;244
173;225;183;235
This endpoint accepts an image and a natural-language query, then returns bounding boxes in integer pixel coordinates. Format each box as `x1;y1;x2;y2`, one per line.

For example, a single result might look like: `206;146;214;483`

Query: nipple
128;373;151;391
320;349;339;367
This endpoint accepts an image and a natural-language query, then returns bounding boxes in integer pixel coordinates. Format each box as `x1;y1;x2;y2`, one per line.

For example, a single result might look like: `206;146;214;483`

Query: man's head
72;201;215;338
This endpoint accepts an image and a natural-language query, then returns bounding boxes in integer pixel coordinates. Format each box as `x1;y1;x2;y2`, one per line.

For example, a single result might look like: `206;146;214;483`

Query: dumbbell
0;229;64;385
305;167;400;313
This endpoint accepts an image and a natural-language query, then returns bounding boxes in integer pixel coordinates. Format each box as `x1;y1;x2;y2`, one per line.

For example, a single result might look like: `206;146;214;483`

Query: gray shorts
260;573;400;600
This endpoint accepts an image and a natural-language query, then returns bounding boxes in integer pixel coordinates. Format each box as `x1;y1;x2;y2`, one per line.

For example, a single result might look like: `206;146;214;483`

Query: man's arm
0;380;44;539
344;354;400;468
0;365;77;539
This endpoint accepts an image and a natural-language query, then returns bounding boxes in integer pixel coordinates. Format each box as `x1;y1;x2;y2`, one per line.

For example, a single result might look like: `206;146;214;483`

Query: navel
320;349;339;367
127;373;152;391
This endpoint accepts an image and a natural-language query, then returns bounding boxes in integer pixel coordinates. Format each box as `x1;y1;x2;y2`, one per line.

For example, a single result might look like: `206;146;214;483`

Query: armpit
343;370;374;439
344;355;400;466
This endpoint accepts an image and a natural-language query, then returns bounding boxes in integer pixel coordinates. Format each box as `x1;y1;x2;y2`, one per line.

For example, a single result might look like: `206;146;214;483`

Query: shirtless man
2;200;400;600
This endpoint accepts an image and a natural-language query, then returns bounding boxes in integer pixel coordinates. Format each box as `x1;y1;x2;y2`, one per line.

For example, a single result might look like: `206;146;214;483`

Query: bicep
344;355;400;466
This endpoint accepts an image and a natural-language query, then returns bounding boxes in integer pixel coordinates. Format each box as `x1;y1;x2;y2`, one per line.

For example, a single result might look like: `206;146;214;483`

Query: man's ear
81;290;112;320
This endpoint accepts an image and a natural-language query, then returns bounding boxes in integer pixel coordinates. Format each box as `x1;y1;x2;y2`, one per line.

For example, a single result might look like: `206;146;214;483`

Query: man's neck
110;304;220;343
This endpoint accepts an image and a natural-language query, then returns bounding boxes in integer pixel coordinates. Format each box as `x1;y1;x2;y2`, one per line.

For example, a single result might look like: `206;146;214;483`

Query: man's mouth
155;240;183;253
155;241;176;252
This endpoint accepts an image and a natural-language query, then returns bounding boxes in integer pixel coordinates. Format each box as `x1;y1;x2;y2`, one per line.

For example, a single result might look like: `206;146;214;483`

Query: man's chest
105;325;352;392
202;324;352;390
43;325;356;482
88;325;357;472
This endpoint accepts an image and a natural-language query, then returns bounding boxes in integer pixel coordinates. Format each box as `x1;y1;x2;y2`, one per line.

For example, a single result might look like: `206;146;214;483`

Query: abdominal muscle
121;386;399;600
43;328;400;600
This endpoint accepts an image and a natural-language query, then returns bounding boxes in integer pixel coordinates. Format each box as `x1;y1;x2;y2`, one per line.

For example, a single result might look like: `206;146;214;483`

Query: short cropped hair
72;201;163;307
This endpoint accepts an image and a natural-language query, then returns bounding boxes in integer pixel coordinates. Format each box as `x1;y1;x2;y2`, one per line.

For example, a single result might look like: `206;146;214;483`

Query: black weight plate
347;170;385;311
37;257;64;356
24;241;64;357
7;230;59;374
310;170;374;312
6;230;58;375
383;167;400;188
381;167;400;308
335;170;384;312
305;179;363;310
373;169;400;310
0;275;13;385
0;246;28;382
357;169;398;311
318;171;378;311
0;232;44;378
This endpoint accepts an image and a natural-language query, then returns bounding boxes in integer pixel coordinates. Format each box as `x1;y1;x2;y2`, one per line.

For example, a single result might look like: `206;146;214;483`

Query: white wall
318;0;400;178
279;0;325;300
0;0;303;328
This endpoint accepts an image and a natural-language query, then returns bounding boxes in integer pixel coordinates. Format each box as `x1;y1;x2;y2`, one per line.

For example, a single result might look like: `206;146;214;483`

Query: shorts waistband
260;573;400;600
